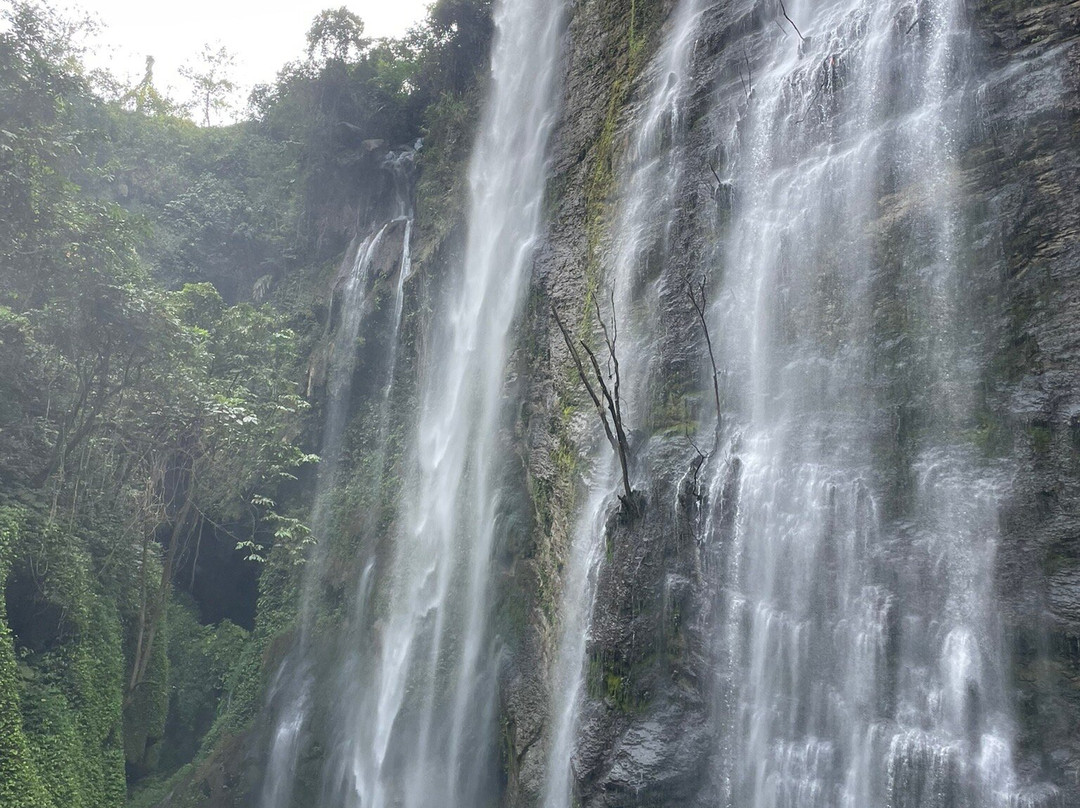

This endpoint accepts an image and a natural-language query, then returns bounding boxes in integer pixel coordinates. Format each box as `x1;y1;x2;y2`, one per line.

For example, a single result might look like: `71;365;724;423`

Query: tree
180;44;236;126
306;7;369;64
119;55;180;117
120;284;315;705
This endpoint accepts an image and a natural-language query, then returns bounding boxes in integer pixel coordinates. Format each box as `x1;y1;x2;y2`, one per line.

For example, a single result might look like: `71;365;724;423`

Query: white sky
64;0;432;114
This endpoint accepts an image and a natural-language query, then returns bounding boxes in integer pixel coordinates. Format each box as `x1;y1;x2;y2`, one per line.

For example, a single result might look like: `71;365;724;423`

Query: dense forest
0;2;491;804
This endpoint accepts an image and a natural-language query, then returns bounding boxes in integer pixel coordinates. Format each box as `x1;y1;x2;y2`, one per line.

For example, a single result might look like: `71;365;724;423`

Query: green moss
1029;422;1053;454
960;407;1012;456
415;87;485;265
586;651;651;715
579;0;661;328
649;382;702;437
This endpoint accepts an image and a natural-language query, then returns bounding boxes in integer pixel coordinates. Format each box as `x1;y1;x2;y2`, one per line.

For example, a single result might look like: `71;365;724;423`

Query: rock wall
972;0;1080;792
500;0;1080;804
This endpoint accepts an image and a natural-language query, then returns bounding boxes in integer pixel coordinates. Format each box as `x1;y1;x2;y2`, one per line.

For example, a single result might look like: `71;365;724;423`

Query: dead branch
684;427;707;501
552;305;618;455
686;274;722;449
707;160;723;192
778;0;806;41
581;336;633;506
552;301;637;513
735;50;754;101
793;81;825;125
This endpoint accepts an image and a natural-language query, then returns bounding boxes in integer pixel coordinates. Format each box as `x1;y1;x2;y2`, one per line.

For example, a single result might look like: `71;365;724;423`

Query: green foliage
306;7;369;63
155;596;248;771
0;509;51;808
123;597;169;774
247;0;494;255
179;45;236;127
117;57;184;118
0;508;127;808
0;3;314;796
0;0;499;803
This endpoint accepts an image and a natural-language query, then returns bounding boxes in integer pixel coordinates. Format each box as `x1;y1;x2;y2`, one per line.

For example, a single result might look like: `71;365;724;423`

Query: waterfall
255;1;1067;806
385;146;417;367
258;224;386;808
705;0;1057;805
542;3;705;806
320;1;566;807
259;149;416;808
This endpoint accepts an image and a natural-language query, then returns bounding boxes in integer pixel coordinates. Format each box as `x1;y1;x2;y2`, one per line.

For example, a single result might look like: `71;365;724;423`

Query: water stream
259;149;416;808
319;2;566;806
259;1;1064;806
704;0;1057;805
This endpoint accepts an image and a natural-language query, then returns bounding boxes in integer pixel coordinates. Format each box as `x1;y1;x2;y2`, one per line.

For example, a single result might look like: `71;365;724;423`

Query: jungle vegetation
0;1;493;804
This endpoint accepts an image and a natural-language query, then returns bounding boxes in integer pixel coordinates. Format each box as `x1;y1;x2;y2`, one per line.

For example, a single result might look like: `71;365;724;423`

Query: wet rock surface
572;491;714;808
1048;569;1080;624
505;0;1080;805
968;0;1080;797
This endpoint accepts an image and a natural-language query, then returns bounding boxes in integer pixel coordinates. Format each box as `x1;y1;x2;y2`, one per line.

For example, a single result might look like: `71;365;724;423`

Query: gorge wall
506;0;1080;805
508;0;1080;804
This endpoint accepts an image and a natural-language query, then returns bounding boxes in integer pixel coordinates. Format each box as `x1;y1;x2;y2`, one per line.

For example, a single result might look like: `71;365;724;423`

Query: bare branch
738;51;753;100
684;427;705;461
552;305;619;456
580;337;633;505
553;301;637;514
777;0;805;41
593;293;621;419
684;426;707;500
708;161;722;187
793;81;825;125
686;274;722;450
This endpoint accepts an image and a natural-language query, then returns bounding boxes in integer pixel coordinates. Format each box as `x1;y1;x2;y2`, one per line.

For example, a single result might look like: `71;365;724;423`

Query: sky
62;0;431;115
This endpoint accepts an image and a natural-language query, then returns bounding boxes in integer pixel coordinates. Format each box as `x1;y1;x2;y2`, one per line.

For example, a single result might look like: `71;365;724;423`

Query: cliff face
975;0;1080;789
501;0;1080;804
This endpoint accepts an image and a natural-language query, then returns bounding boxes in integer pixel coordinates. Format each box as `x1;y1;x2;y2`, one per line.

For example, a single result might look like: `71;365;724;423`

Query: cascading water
319;2;565;807
542;3;704;806
259;148;415;808
704;0;1058;805
384;146;418;373
259;221;391;808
